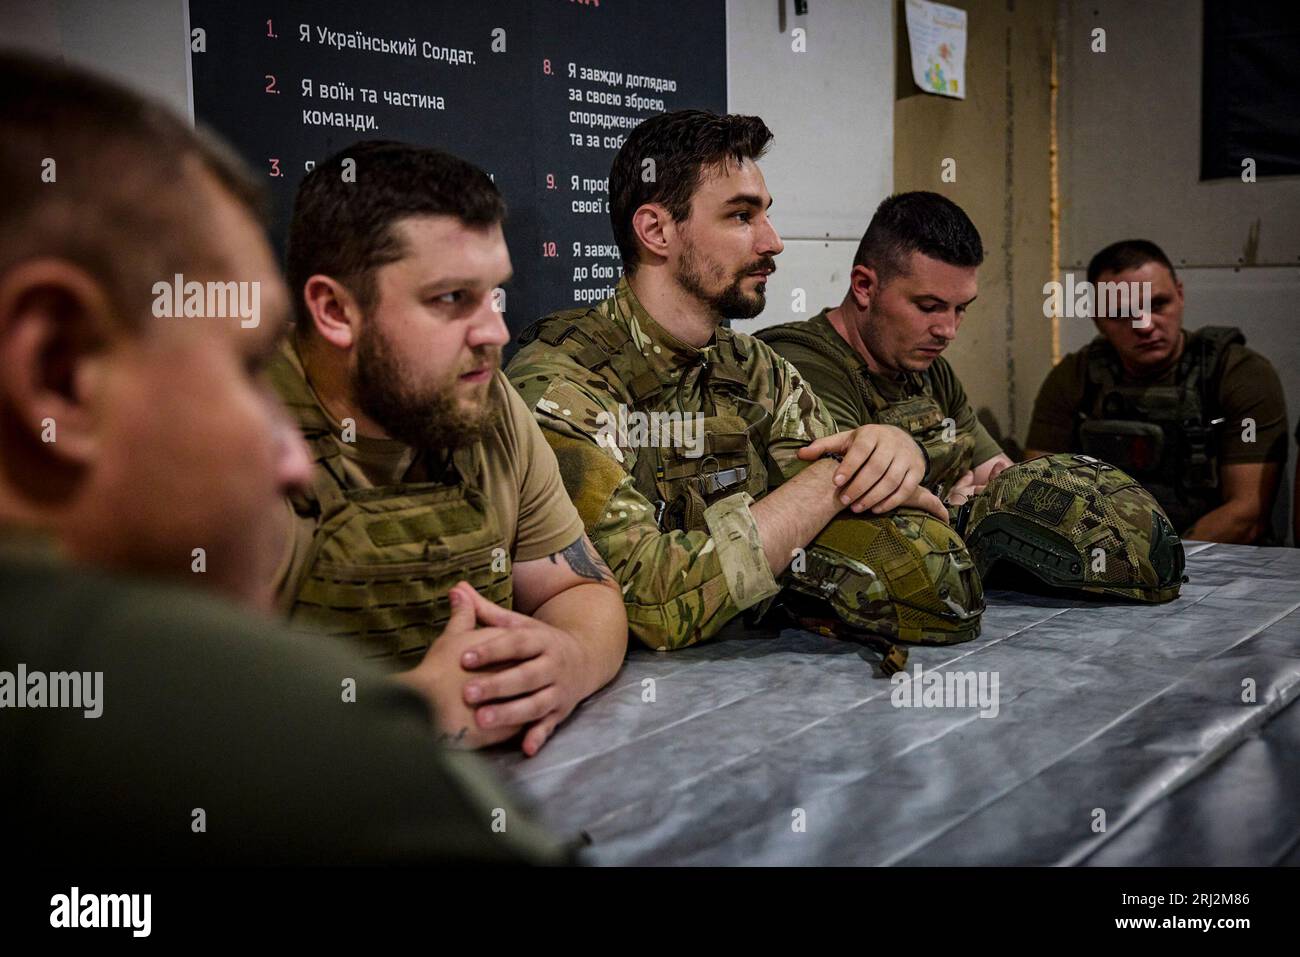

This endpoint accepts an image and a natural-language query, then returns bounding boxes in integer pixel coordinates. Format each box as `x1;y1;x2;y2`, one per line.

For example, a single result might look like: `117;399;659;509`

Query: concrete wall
1057;0;1300;537
893;0;1056;456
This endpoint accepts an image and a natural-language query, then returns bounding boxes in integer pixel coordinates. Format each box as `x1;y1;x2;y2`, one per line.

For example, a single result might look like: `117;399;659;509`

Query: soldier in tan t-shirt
1026;240;1287;543
271;141;627;756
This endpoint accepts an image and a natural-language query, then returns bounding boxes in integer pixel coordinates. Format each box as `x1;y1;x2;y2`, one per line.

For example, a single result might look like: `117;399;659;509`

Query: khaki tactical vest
757;323;973;495
1076;326;1243;533
268;350;512;664
517;310;771;533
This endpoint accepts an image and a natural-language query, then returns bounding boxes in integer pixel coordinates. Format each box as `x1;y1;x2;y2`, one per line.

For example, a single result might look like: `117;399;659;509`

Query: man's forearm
750;457;843;575
1186;502;1267;545
533;582;626;697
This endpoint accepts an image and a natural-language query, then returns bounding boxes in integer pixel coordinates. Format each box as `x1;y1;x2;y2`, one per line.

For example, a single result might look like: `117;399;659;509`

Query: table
488;541;1300;865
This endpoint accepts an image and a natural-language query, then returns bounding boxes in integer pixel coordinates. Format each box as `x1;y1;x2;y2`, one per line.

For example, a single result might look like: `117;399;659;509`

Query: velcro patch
1013;479;1075;527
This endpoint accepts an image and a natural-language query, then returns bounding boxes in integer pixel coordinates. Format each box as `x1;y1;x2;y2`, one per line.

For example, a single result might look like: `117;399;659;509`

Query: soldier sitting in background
758;191;1014;510
1026;239;1287;543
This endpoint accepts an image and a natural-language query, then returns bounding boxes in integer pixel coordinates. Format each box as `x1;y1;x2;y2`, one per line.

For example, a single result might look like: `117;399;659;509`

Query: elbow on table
625;602;714;653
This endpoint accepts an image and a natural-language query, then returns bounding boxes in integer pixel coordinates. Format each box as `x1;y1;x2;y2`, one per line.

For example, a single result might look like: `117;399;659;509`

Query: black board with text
189;0;727;344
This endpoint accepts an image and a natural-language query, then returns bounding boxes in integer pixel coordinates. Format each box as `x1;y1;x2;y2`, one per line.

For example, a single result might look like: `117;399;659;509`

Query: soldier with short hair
507;110;955;652
758;191;1014;509
272;140;628;755
1026;239;1287;543
0;53;567;865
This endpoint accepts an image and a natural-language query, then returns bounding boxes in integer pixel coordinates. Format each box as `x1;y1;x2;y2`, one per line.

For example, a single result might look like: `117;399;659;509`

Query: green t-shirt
0;546;571;866
757;309;1004;469
1026;330;1288;465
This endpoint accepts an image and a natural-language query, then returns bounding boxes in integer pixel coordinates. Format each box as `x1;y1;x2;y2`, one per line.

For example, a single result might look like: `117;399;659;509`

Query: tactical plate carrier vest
1076;326;1242;533
269;351;512;664
756;322;973;496
518;310;771;533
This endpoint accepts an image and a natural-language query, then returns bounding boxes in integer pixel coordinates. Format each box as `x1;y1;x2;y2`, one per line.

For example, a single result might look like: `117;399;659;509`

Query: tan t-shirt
1026;331;1288;465
273;354;585;602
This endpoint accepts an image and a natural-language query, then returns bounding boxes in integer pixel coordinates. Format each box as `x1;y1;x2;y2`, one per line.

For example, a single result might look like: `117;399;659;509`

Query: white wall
0;0;191;119
726;0;894;335
1057;0;1300;539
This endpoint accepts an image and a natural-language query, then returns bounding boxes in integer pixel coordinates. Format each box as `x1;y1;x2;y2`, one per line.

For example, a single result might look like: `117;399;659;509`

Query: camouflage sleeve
508;357;752;651
766;338;866;433
758;346;837;487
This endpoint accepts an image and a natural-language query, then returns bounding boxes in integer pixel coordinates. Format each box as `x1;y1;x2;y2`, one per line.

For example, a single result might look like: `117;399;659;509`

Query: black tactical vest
518;310;771;533
1075;326;1244;533
268;348;512;665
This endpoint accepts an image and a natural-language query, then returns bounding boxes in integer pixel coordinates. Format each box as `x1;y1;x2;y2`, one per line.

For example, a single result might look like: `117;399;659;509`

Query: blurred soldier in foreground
0;53;566;864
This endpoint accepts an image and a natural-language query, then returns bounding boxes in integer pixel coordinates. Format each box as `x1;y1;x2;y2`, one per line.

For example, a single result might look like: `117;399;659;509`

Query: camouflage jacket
507;278;835;650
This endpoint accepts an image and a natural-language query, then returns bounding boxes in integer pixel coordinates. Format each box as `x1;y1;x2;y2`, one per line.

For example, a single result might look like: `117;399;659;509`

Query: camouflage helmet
953;453;1185;603
781;507;985;650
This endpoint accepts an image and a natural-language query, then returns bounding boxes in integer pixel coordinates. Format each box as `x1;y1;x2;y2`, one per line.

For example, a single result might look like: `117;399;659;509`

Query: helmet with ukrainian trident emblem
953;453;1185;603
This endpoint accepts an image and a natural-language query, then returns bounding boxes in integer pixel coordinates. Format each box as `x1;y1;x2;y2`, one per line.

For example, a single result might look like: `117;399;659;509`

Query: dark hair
286;140;505;329
0;51;265;329
852;191;984;284
1086;239;1176;285
609;110;773;275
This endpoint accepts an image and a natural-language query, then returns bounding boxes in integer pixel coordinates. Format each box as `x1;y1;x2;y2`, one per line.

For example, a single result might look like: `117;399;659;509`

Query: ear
302;274;362;350
848;264;880;312
630;203;673;267
0;259;117;466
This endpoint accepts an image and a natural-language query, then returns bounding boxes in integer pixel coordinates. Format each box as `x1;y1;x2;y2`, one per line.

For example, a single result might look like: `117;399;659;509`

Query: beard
353;321;500;451
676;238;774;320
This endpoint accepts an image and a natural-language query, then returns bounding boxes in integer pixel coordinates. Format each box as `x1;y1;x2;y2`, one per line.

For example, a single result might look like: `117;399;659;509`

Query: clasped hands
397;581;588;757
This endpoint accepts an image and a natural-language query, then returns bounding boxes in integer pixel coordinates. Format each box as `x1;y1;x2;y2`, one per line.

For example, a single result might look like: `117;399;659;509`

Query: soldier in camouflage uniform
508;111;955;652
758;192;1013;508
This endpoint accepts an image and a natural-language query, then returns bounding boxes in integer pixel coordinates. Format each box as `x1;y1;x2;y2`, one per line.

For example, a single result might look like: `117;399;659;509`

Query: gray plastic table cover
487;541;1300;865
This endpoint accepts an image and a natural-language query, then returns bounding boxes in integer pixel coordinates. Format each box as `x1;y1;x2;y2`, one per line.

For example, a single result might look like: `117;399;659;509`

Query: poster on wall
188;0;726;346
904;0;967;100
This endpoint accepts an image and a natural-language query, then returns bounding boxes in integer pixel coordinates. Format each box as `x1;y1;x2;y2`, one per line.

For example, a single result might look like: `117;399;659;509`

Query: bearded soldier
508;111;953;652
272;141;627;755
